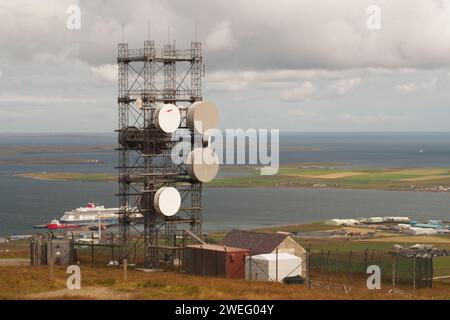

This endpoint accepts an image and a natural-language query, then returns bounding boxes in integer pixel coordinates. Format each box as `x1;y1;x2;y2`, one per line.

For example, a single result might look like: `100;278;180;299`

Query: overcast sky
1;0;450;132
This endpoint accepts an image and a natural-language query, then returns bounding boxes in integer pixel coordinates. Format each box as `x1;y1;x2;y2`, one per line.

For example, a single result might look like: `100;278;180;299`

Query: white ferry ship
59;203;120;226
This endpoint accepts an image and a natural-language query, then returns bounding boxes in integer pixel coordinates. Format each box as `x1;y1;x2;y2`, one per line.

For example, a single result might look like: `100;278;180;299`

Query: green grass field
209;166;450;190
15;165;450;191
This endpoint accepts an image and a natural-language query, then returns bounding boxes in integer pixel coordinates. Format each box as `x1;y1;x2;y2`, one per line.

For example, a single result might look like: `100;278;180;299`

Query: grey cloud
1;0;450;132
2;0;450;71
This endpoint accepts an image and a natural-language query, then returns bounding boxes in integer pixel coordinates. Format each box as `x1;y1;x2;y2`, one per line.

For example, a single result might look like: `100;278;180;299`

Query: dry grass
400;175;450;182
310;172;367;179
0;241;29;258
0;265;448;300
364;235;450;244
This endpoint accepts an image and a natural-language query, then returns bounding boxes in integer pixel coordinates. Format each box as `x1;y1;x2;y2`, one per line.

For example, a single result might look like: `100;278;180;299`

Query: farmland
15;165;450;192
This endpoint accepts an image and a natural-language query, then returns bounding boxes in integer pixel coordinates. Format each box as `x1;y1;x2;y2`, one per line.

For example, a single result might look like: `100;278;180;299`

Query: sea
1;132;450;236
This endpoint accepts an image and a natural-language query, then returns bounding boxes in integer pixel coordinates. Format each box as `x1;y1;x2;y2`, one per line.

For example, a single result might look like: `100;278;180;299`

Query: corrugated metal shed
183;244;250;279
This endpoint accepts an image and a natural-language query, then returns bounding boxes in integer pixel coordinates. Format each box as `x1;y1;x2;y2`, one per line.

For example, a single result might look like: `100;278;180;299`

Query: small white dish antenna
136;97;143;109
154;103;181;133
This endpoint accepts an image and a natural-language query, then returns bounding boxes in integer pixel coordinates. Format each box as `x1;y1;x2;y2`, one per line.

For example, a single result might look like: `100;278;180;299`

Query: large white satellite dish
154;103;181;133
187;101;219;134
186;147;220;183
154;187;181;217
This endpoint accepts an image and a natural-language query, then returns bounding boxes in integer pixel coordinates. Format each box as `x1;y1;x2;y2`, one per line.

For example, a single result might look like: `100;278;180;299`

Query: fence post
275;248;279;283
364;249;368;270
91;233;95;267
306;248;311;288
349;250;353;285
111;233;115;263
380;251;384;282
123;258;128;281
249;251;252;281
429;256;434;289
71;232;76;263
392;253;397;287
413;254;416;290
49;240;54;280
335;249;338;277
320;249;324;273
326;250;331;288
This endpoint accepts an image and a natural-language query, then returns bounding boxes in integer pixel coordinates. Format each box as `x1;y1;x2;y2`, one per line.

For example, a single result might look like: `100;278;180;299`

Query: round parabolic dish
186;148;220;183
187;101;219;134
154;104;181;133
154;187;181;217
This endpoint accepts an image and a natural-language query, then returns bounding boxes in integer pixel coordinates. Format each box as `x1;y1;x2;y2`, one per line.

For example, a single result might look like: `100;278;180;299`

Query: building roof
250;252;301;261
186;244;250;253
222;229;293;255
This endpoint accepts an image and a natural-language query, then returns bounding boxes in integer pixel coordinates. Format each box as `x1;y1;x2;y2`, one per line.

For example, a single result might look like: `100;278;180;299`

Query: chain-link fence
432;255;450;284
308;249;434;289
32;234;449;292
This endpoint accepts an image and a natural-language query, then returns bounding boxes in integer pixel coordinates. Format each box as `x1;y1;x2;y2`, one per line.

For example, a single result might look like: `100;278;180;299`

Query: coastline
12;171;450;193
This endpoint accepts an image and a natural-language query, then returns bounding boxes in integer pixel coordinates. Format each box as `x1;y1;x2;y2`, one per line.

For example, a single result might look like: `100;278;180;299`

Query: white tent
245;253;302;282
406;227;437;236
325;218;358;226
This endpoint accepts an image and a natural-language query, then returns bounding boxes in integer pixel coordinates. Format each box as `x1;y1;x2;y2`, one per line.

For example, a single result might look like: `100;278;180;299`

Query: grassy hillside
0;265;448;300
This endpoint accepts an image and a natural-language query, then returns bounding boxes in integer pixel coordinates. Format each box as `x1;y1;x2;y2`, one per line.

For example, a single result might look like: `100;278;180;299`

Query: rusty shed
183;244;250;279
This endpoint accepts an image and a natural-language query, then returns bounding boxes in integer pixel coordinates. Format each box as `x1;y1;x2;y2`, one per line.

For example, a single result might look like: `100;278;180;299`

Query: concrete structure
245;253;302;282
183;244;250;279
46;239;73;266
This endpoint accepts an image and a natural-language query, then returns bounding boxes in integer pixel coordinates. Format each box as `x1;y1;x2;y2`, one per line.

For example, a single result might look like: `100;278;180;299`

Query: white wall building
325;219;359;226
245;253;302;282
406;227;438;236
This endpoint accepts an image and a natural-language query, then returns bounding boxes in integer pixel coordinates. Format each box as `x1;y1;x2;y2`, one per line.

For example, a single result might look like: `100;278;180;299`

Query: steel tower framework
117;40;204;268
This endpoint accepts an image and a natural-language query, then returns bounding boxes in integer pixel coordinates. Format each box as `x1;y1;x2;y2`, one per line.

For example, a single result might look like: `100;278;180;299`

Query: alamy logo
171;127;280;175
66;265;81;289
66;5;81;30
366;265;381;290
366;5;381;30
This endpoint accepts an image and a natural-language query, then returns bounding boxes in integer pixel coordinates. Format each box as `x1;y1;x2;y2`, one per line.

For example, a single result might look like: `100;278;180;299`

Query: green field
208;165;450;190
15;165;450;191
16;172;116;182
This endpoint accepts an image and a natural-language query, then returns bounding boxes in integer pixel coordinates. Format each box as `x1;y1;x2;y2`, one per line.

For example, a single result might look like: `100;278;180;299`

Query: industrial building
406;227;438;236
183;244;250;279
